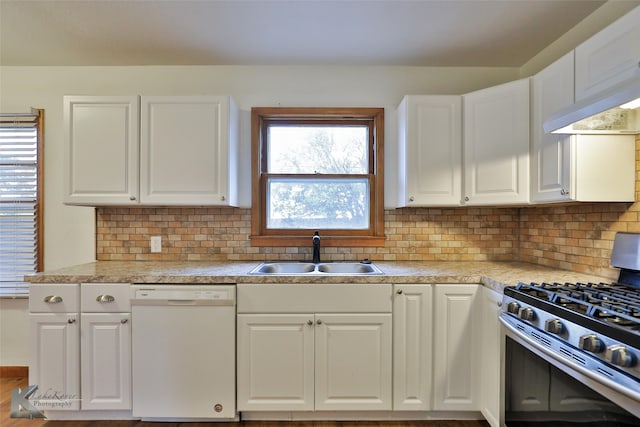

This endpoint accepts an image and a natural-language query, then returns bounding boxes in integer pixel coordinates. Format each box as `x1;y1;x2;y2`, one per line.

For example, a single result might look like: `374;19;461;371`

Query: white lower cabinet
29;283;132;417
30;312;81;411
80;313;131;410
433;284;481;411
237;313;392;411
80;283;131;411
480;287;503;427
29;284;81;412
237;314;314;411
392;284;433;411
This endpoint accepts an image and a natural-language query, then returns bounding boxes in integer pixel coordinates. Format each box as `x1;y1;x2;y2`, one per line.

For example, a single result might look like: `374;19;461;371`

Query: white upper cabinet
567;134;636;202
532;51;636;203
140;96;238;206
574;5;640;101
397;95;462;206
531;52;575;203
463;79;530;205
64;96;140;205
64;95;239;206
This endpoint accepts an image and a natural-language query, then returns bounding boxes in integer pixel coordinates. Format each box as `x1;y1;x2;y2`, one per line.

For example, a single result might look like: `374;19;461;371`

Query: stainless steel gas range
500;232;640;426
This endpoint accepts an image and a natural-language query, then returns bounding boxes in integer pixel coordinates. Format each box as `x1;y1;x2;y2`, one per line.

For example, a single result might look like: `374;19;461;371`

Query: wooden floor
1;377;489;427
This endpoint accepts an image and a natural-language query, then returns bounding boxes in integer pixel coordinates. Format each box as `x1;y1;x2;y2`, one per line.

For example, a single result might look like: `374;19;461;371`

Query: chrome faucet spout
312;230;321;264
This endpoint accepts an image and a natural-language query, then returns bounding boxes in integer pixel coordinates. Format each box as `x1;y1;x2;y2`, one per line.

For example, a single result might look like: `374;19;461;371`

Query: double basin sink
249;261;383;275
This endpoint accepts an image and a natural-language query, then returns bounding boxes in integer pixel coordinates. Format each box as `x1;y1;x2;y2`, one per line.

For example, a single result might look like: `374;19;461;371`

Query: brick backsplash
96;206;519;263
517;134;640;280
96;135;640;278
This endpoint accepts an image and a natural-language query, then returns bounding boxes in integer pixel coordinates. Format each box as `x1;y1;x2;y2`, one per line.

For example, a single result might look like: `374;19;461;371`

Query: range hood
543;77;640;134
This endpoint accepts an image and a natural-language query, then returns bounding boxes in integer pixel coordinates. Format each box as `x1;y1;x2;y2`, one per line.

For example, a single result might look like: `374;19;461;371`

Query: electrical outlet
150;236;162;253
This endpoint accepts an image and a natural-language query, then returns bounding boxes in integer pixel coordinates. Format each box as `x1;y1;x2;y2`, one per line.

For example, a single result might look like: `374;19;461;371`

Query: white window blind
0;112;42;297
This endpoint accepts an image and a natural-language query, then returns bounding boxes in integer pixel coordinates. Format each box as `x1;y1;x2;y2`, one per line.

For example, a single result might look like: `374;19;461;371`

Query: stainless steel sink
316;262;381;274
249;262;383;275
251;262;316;274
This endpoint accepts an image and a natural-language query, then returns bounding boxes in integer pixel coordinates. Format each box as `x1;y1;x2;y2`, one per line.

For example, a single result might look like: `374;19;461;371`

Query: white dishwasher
131;285;236;420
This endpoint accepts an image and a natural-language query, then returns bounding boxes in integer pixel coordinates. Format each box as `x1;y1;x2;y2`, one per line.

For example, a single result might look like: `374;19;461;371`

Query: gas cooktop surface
511;282;640;332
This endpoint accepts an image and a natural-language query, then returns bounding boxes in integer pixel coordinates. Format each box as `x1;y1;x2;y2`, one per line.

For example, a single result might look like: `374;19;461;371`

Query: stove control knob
544;319;564;335
506;302;520;314
605;345;637;368
579;334;604;353
518;307;536;322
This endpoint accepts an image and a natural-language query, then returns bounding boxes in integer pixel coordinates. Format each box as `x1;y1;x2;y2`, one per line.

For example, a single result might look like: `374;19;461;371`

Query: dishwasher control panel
131;285;235;306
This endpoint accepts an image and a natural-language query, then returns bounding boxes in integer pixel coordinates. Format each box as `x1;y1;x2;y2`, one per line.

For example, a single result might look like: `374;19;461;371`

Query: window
251;107;384;247
0;110;44;297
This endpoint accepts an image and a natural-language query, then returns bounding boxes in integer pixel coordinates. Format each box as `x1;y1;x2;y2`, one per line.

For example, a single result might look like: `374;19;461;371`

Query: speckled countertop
25;260;616;293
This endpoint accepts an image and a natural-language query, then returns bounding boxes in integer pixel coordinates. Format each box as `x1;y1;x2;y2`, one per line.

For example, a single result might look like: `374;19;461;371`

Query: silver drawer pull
44;295;63;304
96;294;115;303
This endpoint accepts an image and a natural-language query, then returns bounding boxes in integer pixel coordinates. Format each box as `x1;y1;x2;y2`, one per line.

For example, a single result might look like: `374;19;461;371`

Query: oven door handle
500;315;640;404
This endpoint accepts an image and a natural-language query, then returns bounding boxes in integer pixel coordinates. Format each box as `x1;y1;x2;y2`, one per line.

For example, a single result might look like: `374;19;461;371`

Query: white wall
0;64;519;366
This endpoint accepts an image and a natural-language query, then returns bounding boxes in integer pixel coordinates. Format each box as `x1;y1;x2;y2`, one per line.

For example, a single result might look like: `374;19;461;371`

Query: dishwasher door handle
167;299;197;305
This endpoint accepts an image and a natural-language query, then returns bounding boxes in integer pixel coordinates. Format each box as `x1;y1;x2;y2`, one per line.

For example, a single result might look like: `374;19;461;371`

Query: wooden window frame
250;107;385;247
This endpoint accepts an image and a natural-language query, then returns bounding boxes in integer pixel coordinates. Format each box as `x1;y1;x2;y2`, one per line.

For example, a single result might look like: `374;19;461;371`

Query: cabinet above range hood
544;77;640;135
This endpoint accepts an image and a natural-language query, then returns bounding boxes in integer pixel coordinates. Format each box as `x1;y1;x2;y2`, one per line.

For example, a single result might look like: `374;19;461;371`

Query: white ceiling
0;0;610;67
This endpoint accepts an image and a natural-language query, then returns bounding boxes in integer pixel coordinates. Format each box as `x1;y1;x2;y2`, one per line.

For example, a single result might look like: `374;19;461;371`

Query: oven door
500;316;640;426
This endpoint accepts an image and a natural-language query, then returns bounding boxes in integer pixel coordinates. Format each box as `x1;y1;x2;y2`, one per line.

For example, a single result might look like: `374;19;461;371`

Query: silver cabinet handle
396;289;403;295
121;318;128;324
221;195;226;201
307;320;313;326
316;319;322;325
464;196;469;202
409;196;415;202
560;189;568;195
96;294;115;303
68;318;76;324
129;195;136;201
44;295;62;304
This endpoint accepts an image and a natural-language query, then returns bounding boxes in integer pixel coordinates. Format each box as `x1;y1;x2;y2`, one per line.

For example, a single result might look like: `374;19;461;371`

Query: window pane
267;178;369;229
267;125;368;174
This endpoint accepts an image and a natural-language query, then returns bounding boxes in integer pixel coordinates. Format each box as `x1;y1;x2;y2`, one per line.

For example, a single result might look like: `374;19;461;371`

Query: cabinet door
575;5;640;101
80;313;131;410
314;313;392;411
463;79;529;205
572;134;636;202
433;284;480;411
29;313;80;411
392;284;432;411
64;96;139;205
237;314;314;411
140;96;238;205
480;287;503;427
397;96;462;206
531;52;574;203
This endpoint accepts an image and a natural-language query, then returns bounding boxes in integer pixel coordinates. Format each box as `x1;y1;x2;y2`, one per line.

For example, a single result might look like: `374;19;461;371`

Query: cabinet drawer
237;283;392;313
29;283;80;313
81;283;131;312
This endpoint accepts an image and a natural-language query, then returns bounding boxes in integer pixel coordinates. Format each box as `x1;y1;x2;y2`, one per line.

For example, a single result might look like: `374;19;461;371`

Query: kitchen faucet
312;230;321;264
